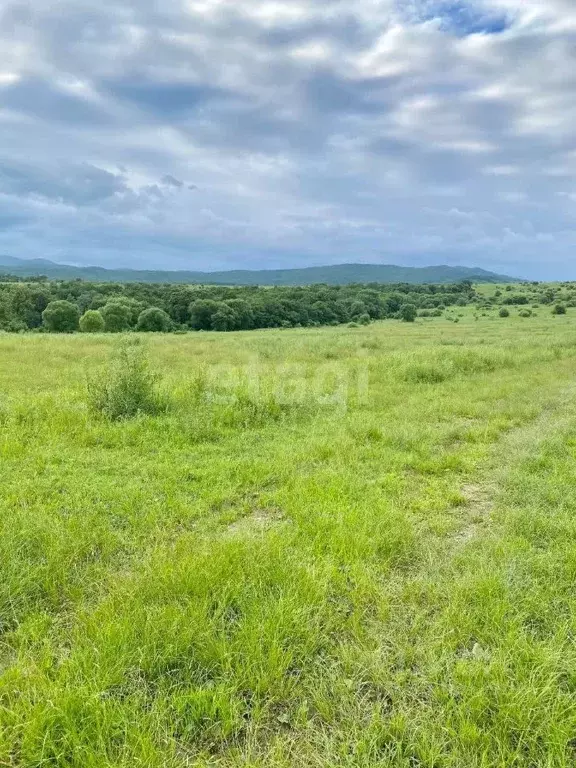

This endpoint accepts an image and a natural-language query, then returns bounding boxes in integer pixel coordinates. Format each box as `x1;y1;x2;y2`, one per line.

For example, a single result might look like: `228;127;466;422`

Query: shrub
136;307;172;332
6;318;27;333
400;304;417;323
87;339;168;420
101;301;132;332
42;300;80;332
357;313;371;325
499;308;510;318
79;309;105;333
519;309;532;318
552;304;567;315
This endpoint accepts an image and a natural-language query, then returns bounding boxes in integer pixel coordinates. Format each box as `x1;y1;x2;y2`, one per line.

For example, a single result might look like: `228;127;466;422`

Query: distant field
2;312;576;766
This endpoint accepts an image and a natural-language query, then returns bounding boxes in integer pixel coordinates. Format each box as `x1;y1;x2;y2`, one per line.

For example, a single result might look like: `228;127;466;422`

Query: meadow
2;309;576;766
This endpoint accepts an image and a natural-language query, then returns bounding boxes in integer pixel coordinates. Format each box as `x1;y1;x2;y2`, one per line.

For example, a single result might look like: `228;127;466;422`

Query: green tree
165;287;193;324
383;293;404;316
101;301;132;332
109;297;144;326
400;303;417;323
80;309;105;333
136;307;172;332
189;299;220;330
349;300;367;319
42;300;80;332
225;299;254;330
11;285;50;328
211;304;239;331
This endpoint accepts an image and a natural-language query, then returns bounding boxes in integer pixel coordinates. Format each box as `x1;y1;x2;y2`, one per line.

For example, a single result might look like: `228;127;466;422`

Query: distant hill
0;256;516;286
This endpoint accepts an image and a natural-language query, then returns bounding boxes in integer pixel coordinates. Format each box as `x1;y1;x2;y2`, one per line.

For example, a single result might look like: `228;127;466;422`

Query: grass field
2;311;576;766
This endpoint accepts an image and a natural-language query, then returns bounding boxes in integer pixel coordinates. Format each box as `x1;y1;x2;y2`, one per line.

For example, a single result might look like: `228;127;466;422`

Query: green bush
519;309;532;318
552;304;567;315
42;300;80;333
87;339;168;420
499;308;510;318
136;307;172;332
357;313;371;325
101;301;132;332
400;304;417;323
79;310;105;333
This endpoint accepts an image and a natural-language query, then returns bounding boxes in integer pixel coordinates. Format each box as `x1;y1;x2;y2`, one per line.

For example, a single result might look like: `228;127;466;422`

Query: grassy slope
1;311;576;766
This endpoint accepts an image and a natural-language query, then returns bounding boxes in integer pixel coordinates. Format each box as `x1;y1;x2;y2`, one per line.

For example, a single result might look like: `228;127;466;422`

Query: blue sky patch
404;0;510;36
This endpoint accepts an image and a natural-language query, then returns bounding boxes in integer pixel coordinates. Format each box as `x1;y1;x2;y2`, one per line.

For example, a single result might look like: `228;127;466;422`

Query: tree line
0;279;480;332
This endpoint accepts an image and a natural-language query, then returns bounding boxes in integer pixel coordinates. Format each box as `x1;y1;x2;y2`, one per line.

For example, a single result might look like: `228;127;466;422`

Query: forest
1;277;574;333
0;278;477;332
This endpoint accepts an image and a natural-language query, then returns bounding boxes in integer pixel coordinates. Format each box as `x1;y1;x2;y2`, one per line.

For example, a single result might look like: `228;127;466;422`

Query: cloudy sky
0;0;575;278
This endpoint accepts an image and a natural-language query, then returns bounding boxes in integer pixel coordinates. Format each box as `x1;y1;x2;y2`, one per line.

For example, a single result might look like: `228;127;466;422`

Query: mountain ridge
0;256;517;285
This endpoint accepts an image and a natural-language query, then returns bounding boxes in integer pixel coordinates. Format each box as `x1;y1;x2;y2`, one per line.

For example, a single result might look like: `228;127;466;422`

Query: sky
0;0;575;279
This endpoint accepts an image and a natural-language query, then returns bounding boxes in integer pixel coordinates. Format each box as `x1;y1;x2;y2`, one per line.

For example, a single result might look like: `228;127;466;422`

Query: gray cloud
0;0;575;277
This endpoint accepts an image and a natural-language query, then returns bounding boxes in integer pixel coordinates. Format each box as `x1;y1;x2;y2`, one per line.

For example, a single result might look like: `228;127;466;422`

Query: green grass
2;312;576;766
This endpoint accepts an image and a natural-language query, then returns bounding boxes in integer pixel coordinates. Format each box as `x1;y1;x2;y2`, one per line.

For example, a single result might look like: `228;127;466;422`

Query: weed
87;338;168;420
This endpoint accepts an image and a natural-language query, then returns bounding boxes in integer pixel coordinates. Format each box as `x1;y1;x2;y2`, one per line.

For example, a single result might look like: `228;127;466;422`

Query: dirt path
453;380;576;547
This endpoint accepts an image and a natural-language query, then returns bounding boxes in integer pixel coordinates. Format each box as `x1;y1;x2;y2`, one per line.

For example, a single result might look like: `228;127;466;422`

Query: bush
101;301;132;332
87;339;168;420
519;309;532;318
552;304;567;315
499;308;510;318
357;313;371;325
79;309;105;333
42;300;80;332
400;304;417;323
136;307;172;332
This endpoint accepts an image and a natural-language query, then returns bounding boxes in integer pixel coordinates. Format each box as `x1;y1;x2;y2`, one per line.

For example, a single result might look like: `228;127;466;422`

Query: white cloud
0;0;574;276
